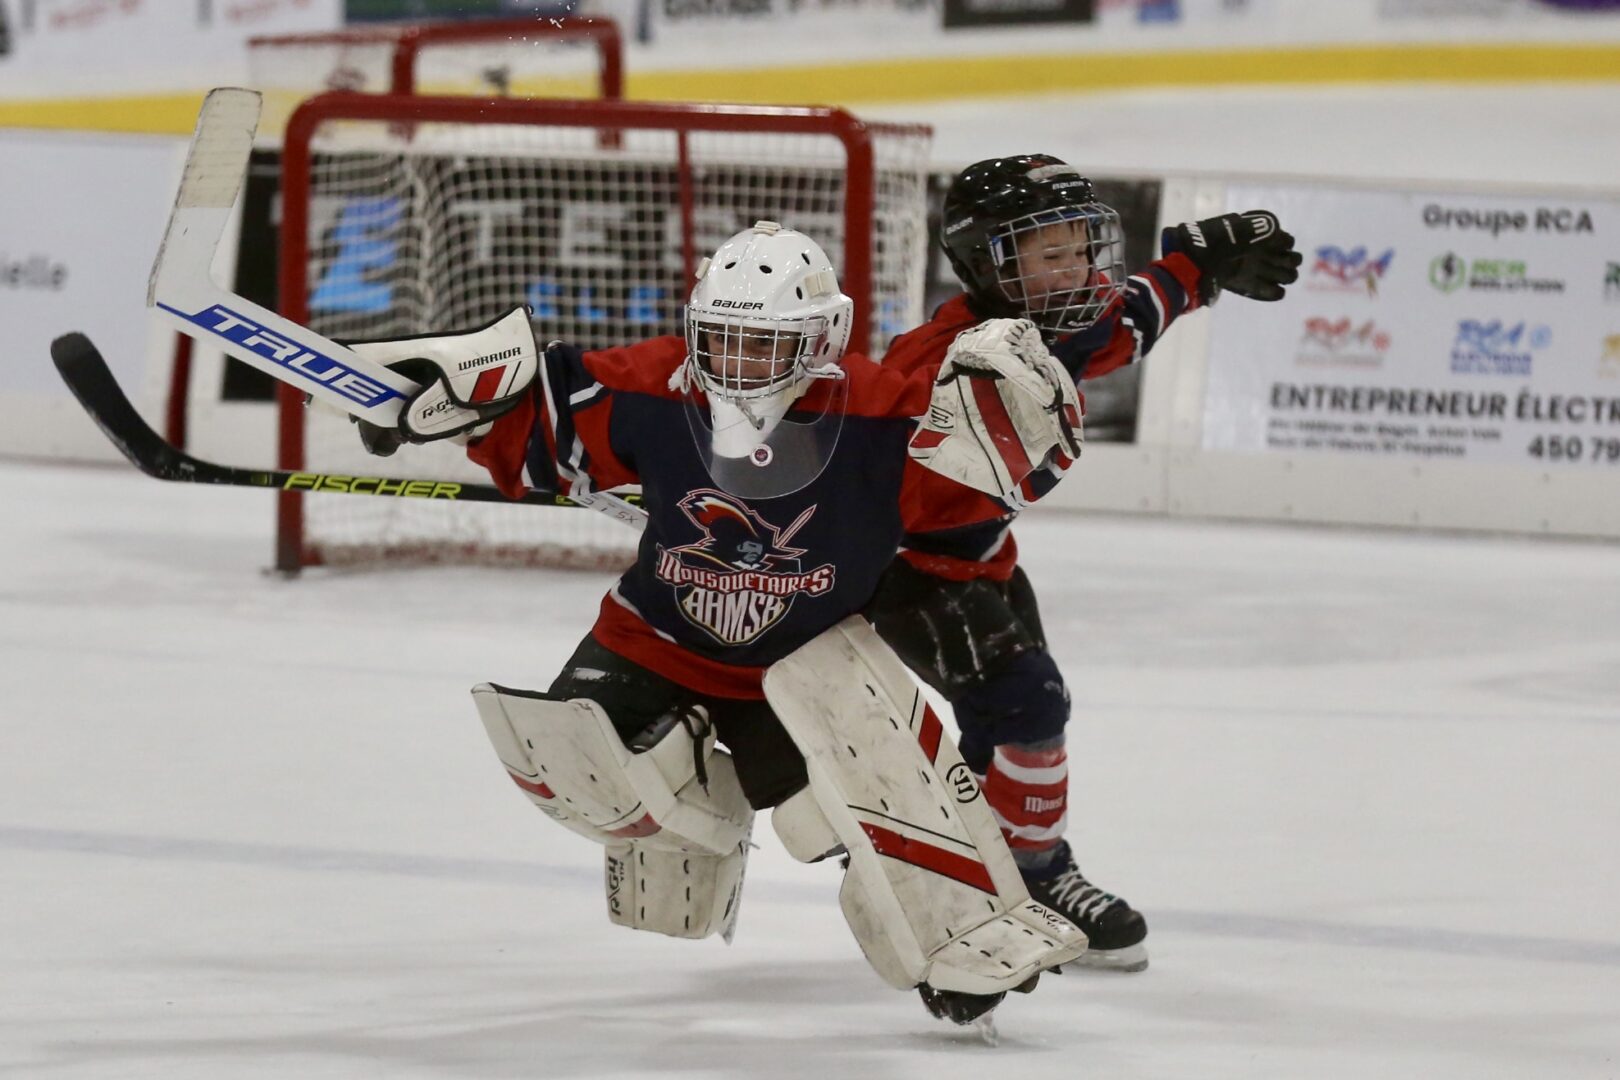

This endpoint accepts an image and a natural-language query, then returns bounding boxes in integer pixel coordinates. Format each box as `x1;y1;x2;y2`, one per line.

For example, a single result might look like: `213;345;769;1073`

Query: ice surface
3;458;1617;1078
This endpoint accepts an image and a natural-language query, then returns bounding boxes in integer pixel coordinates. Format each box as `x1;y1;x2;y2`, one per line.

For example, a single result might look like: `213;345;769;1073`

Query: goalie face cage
275;93;933;574
246;16;624;137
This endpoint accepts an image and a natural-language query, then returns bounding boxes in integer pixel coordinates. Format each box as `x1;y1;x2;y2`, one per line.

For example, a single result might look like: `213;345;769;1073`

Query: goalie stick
52;332;645;522
147;86;643;529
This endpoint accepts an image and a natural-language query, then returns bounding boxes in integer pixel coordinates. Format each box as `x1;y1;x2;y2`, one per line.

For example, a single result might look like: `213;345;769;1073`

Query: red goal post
274;92;934;573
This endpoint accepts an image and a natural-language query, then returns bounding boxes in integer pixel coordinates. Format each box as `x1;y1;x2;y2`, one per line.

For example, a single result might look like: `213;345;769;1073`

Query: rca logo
1296;316;1391;370
1310;245;1394;296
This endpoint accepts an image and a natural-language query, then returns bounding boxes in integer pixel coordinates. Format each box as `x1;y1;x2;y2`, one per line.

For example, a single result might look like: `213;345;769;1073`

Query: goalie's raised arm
906;318;1083;504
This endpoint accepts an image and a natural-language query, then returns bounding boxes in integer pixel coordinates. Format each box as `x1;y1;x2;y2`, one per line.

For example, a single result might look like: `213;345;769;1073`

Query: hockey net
275;94;933;573
246;16;624;138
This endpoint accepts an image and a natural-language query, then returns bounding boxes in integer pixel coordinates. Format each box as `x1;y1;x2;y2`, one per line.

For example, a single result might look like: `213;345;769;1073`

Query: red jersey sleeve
1072;252;1202;380
467;336;686;499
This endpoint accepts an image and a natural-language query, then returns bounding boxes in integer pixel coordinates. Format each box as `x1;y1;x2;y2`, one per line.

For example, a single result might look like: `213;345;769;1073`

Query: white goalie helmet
684;220;853;406
679;221;856;499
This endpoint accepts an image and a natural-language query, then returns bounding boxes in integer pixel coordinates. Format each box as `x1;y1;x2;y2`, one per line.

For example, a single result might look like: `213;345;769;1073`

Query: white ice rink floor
2;458;1617;1078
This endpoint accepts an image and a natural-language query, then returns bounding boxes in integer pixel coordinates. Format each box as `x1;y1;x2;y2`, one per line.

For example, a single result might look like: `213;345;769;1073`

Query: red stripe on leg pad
508;772;555;799
608;813;662;839
917;701;943;764
860;822;996;894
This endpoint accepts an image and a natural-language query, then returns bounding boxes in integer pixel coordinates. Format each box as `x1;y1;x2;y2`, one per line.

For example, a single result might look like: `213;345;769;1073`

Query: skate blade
973;1011;999;1047
1061;943;1148;973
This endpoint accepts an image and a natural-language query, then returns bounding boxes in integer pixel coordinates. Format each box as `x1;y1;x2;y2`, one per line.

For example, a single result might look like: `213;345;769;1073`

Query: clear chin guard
680;372;847;500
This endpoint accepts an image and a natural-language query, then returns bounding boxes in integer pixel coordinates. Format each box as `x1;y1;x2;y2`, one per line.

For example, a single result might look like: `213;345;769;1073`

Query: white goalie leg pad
472;683;753;940
764;617;1088;994
604;827;751;943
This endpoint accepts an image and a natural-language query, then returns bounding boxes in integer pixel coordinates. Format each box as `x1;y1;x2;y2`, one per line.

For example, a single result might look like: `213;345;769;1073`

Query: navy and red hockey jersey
469;336;1028;700
881;253;1203;583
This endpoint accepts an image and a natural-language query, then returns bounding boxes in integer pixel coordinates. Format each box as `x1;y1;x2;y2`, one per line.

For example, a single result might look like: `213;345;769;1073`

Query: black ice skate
1023;842;1148;972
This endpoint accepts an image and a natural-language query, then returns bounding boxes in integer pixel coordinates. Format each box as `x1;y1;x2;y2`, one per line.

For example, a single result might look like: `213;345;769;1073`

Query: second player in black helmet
872;153;1301;987
939;153;1129;339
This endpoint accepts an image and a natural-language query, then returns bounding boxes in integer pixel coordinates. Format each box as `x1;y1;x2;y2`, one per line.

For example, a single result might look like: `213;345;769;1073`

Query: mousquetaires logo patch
654;490;836;646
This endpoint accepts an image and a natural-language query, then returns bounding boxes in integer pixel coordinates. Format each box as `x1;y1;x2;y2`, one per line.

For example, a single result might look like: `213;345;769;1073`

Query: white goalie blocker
764;617;1088;995
473;685;753;941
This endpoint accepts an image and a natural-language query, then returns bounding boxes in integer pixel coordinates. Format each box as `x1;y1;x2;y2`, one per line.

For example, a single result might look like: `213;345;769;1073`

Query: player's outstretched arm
1161;209;1303;304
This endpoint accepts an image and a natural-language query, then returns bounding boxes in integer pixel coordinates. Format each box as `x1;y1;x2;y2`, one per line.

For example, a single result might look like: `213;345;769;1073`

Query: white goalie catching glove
907;318;1083;500
346;305;540;456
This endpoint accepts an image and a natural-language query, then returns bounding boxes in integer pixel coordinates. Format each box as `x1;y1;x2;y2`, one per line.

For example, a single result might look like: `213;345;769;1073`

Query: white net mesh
282;109;933;570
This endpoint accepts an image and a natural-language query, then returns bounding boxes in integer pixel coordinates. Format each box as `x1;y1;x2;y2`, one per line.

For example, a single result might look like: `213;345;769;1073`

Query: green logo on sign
1429;252;1466;293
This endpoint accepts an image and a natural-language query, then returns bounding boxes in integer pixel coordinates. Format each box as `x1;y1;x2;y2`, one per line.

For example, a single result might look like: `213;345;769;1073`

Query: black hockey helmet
940;154;1125;338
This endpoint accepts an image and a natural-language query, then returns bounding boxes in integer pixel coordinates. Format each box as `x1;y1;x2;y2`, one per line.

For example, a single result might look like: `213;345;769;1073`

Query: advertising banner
1202;181;1620;470
0;131;182;460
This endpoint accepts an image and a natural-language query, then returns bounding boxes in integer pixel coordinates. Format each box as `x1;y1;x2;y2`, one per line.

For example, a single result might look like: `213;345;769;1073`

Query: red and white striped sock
980;739;1068;873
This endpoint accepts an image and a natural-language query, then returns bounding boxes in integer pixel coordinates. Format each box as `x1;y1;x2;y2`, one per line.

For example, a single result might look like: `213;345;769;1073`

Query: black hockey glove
1162;210;1302;305
354;415;403;457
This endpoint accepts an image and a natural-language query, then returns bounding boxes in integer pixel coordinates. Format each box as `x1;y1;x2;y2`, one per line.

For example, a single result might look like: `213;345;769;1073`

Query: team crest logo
655;490;836;646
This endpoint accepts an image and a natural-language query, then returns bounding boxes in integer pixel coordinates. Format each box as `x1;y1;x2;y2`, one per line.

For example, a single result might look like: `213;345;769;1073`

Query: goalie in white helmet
350;220;1092;1029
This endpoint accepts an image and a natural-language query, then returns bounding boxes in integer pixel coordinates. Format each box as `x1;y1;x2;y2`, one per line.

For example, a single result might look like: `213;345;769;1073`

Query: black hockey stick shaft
51;332;641;512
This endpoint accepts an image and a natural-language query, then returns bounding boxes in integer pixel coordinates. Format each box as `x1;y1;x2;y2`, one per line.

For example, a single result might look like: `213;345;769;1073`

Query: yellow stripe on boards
1;43;1617;136
0;92;209;134
623;43;1620;106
